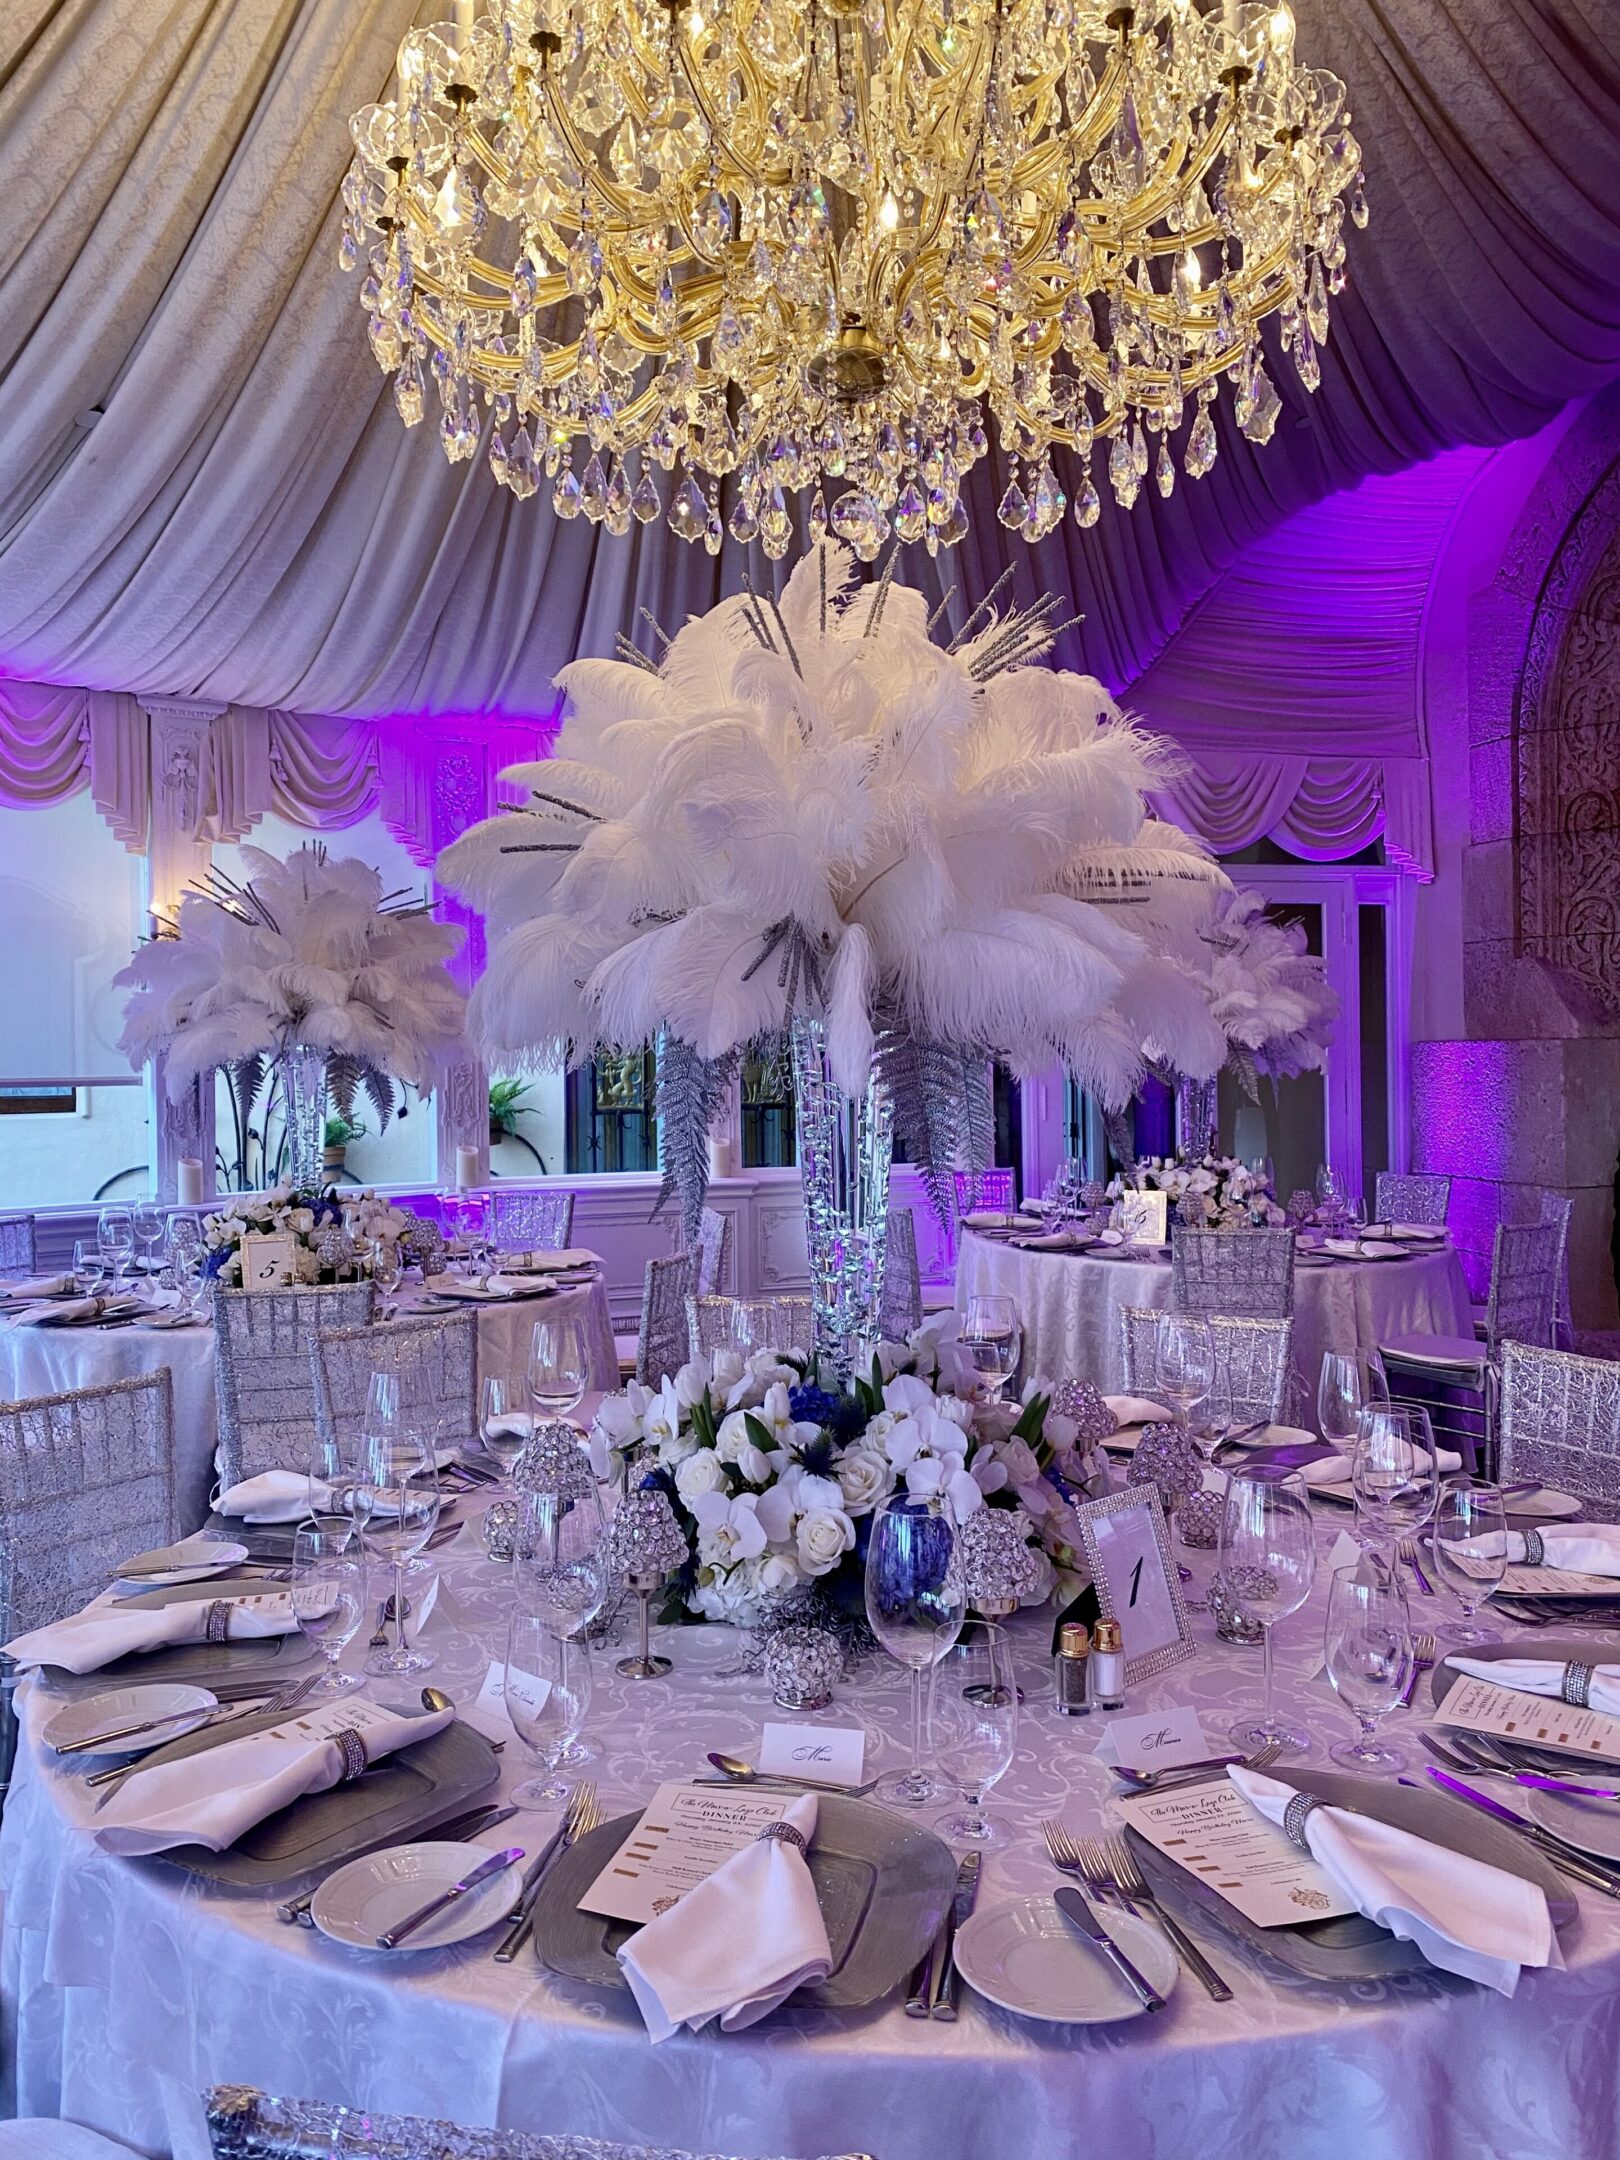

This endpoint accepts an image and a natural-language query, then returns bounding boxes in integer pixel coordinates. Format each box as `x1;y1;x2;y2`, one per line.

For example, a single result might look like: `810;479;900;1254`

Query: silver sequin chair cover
0;1213;36;1280
1539;1192;1575;1350
1499;1341;1620;1522
0;1370;177;1636
312;1310;479;1456
1121;1307;1293;1427
204;2086;876;2160
637;1252;694;1386
211;1281;376;1489
493;1188;576;1252
953;1166;1015;1218
1372;1172;1452;1227
879;1205;923;1341
685;1293;741;1359
1170;1227;1296;1319
693;1205;730;1297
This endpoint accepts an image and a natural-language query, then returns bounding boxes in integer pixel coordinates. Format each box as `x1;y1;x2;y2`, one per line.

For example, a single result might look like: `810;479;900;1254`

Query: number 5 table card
1116;1781;1356;1929
577;1782;796;1926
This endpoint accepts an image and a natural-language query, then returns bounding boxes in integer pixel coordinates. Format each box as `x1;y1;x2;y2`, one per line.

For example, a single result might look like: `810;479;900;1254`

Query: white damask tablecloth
0;1277;619;1529
6;1497;1620;2160
956;1233;1475;1408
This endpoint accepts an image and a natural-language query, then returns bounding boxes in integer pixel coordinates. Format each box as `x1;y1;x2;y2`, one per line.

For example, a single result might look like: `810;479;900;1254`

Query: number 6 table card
1116;1781;1356;1929
1437;1672;1620;1760
577;1782;795;1926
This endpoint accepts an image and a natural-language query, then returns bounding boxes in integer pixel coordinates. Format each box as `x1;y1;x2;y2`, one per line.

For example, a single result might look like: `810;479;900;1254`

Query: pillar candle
455;1144;481;1191
177;1159;206;1206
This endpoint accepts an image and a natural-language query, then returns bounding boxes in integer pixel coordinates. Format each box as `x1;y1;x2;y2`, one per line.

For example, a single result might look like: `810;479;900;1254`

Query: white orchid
688;1490;768;1570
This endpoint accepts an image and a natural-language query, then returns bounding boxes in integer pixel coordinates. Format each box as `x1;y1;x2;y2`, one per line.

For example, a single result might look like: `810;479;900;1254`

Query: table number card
1117;1190;1169;1246
577;1781;791;1926
1074;1486;1195;1682
239;1233;296;1288
1116;1781;1356;1929
1437;1672;1620;1759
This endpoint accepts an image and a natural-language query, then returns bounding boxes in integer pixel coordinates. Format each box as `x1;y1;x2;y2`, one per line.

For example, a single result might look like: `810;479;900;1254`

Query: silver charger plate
1125;1764;1575;1983
136;1708;500;1889
531;1794;955;2011
41;1629;319;1699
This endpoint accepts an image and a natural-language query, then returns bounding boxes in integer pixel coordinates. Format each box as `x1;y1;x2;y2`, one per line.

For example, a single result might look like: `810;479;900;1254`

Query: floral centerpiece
200;1186;410;1286
588;1322;1089;1628
1107;1153;1285;1229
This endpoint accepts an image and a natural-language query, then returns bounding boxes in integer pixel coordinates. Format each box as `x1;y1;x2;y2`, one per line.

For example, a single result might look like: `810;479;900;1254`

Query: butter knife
377;1845;524;1948
1423;1768;1620;1897
930;1851;981;2019
1054;1886;1166;2010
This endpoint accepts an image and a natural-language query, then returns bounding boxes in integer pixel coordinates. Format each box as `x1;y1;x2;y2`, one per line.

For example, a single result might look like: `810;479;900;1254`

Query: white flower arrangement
1107;1153;1285;1228
589;1323;1083;1628
200;1185;409;1286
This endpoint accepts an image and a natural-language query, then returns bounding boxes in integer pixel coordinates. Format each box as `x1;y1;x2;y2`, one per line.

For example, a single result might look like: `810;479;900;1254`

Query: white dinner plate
952;1896;1178;2024
1524;1783;1620;1861
1505;1487;1583;1520
113;1538;249;1587
42;1683;218;1756
312;1841;519;1952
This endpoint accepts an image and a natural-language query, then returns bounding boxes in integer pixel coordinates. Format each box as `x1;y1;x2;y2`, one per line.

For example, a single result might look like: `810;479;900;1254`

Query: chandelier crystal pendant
343;0;1364;557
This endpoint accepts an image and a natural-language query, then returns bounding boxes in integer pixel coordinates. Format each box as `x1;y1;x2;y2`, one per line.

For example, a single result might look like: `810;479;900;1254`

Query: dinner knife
275;1804;518;1925
1423;1768;1620;1897
929;1851;981;2019
1054;1886;1165;2010
492;1807;584;1963
376;1845;525;1948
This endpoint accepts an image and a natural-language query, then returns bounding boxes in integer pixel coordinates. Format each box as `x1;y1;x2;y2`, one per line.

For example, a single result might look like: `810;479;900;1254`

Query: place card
1116;1780;1356;1930
577;1780;791;1926
758;1721;865;1785
465;1658;549;1743
1325;1531;1364;1574
1500;1563;1620;1600
1436;1671;1620;1759
1092;1705;1210;1770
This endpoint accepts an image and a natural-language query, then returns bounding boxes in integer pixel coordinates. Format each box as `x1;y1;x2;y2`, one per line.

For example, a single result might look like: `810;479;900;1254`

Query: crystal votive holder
481;1499;520;1563
1177;1490;1224;1549
1209;1568;1265;1645
763;1625;844;1713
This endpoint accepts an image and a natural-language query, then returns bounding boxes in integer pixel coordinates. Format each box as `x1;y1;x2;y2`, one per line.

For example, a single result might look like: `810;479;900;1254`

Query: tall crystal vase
1175;1073;1219;1159
278;1044;328;1196
788;1017;894;1382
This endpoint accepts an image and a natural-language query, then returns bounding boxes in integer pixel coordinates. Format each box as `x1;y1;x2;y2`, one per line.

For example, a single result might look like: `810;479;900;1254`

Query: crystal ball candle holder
1126;1424;1204;1514
1051;1379;1118;1446
764;1626;845;1713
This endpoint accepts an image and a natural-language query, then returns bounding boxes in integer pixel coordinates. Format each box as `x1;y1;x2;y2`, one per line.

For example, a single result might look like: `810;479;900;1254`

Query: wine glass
71;1238;106;1295
1221;1464;1317;1756
528;1316;589;1420
959;1293;1021;1403
479;1374;533;1491
97;1205;133;1289
1317;1350;1386;1448
864;1498;966;1806
356;1407;442;1677
1430;1480;1507;1645
291;1528;364;1693
131;1200;166;1280
1155;1313;1215;1445
931;1626;1018;1847
1323;1559;1414;1772
505;1611;593;1807
1352;1403;1440;1552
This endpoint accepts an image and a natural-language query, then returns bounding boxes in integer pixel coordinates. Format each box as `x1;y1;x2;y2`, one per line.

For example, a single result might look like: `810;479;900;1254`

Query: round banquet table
956;1231;1475;1403
6;1496;1620;2160
0;1277;619;1531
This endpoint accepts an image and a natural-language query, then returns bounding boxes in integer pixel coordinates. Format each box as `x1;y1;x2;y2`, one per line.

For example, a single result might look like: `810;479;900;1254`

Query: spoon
703;1751;878;1797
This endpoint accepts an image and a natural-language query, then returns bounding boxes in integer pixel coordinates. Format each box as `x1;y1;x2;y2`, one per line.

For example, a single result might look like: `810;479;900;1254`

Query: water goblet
931;1626;1018;1847
71;1238;106;1295
1317;1350;1385;1448
1155;1312;1215;1447
1352;1403;1440;1552
960;1293;1021;1403
479;1374;533;1491
291;1528;364;1694
528;1315;589;1421
97;1204;134;1289
864;1498;966;1806
1430;1480;1507;1645
1221;1464;1316;1756
1323;1558;1414;1771
505;1612;593;1807
357;1415;441;1677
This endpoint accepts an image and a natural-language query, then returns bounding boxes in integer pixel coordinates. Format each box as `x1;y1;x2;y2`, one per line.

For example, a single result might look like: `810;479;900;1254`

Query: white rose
288;1207;315;1235
996;1436;1041;1488
713;1410;755;1464
795;1505;856;1577
675;1449;730;1501
757;1552;804;1596
864;1410;898;1446
836;1447;895;1516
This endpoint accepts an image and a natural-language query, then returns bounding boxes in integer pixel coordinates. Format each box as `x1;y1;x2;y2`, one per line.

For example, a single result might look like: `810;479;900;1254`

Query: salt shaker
1091;1616;1126;1710
1053;1621;1091;1716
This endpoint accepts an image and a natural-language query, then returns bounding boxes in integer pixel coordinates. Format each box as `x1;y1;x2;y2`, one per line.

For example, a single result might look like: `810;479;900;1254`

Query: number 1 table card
577;1782;795;1926
1437;1672;1620;1759
1116;1781;1356;1929
1074;1486;1195;1683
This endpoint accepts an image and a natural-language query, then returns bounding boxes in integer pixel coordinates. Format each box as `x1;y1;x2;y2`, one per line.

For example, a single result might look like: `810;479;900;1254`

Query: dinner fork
1398;1539;1435;1597
86;1670;322;1798
1400;1632;1438;1708
1088;1833;1233;2002
1115;1739;1283;1791
493;1781;603;1963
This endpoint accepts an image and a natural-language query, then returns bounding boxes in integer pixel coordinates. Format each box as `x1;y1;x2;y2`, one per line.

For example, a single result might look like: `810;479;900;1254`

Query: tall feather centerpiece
441;542;1229;1376
116;844;468;1193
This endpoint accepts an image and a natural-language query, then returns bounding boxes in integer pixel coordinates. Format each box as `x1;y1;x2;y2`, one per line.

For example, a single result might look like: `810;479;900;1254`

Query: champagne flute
528;1315;589;1420
1155;1312;1215;1449
291;1528;364;1693
505;1612;593;1807
479;1374;533;1491
1323;1559;1414;1771
1430;1480;1507;1645
931;1626;1018;1847
864;1498;965;1806
1221;1464;1316;1756
1352;1403;1440;1552
960;1293;1021;1403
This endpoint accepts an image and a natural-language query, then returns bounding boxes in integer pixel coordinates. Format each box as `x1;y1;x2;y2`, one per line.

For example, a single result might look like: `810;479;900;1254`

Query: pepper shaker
1054;1621;1091;1716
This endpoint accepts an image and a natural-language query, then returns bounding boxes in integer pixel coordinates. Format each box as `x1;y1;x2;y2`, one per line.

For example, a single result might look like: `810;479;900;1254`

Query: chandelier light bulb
341;0;1365;555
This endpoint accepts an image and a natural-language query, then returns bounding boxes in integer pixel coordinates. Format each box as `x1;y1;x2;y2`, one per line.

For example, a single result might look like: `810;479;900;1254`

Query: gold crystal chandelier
343;0;1365;557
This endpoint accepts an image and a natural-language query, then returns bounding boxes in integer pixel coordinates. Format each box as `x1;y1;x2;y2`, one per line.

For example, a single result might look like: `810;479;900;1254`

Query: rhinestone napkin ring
332;1728;369;1782
1522;1529;1546;1567
756;1821;809;1856
1561;1663;1595;1709
204;1601;232;1644
1283;1794;1322;1851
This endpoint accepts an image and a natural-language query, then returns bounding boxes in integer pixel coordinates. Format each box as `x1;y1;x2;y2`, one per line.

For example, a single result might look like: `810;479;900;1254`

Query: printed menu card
1115;1780;1356;1929
1437;1672;1620;1759
577;1781;794;1925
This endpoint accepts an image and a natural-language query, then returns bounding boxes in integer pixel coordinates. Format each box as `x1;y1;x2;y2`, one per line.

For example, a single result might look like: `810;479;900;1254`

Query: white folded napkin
506;1247;602;1272
0;1273;76;1301
1303;1443;1462;1490
13;1293;144;1326
618;1791;832;2041
961;1210;1013;1230
1229;1767;1556;1995
93;1699;454;1855
5;1591;307;1674
1103;1395;1173;1428
1496;1524;1620;1577
1449;1655;1620;1715
1011;1230;1089;1252
217;1448;457;1522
